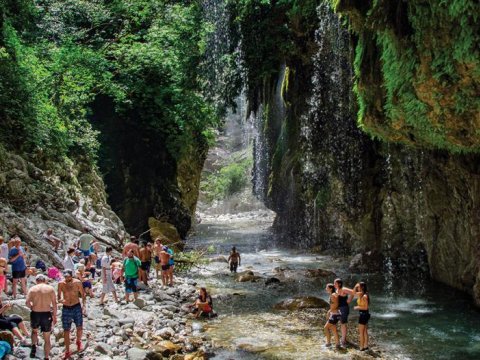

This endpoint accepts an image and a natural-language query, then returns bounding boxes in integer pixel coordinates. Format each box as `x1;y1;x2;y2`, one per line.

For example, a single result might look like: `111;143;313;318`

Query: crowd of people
0;227;184;359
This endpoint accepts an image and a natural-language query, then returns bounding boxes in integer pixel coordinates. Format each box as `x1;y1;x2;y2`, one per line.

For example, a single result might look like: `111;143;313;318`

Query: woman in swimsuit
334;278;354;346
353;282;370;351
0;299;29;345
324;283;340;348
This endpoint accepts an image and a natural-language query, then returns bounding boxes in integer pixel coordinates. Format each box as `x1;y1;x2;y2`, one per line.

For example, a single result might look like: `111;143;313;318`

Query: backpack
35;260;47;272
0;337;12;359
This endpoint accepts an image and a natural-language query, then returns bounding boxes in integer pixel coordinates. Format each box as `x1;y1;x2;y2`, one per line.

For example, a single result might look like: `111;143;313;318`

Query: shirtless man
122;236;140;258
26;274;57;359
324;283;340;348
153;238;163;279
159;246;171;287
57;269;86;358
227;246;241;273
138;242;152;286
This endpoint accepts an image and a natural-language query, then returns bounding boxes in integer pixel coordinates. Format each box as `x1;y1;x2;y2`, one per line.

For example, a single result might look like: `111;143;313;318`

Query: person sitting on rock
192;287;214;318
75;264;94;298
324;283;340;349
42;228;64;253
227;246;241;273
0;299;30;346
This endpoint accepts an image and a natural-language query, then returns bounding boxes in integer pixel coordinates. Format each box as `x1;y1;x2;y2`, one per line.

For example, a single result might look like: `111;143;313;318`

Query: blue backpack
35;260;47;272
0;340;12;358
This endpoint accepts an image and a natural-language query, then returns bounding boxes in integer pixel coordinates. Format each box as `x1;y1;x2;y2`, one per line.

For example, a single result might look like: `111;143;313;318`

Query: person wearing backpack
123;250;141;302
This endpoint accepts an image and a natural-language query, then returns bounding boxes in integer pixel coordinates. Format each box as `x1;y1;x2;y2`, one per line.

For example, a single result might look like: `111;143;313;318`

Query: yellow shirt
357;294;368;308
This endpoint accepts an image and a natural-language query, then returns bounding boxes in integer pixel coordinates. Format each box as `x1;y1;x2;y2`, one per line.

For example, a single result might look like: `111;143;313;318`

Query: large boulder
349;251;383;273
274;296;329;311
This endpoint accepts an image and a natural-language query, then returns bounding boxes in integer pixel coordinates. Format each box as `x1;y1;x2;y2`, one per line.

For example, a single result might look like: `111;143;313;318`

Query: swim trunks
30;311;53;332
124;277;138;293
62;303;83;330
140;261;150;271
161;264;170;271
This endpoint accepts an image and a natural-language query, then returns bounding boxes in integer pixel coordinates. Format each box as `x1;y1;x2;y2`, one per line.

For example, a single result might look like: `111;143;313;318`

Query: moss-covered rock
333;0;480;153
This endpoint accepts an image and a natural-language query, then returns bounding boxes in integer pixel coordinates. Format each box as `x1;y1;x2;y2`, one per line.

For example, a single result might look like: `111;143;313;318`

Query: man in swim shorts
138;242;152;286
26;274;57;359
57;269;86;359
77;227;94;259
159;246;171;287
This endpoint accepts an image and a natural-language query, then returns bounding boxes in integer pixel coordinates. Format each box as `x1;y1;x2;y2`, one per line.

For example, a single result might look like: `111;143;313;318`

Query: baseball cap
63;269;73;277
35;274;47;282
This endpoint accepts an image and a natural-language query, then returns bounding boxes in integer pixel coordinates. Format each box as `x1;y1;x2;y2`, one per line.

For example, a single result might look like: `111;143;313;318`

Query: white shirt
101;254;111;270
63;255;75;271
0;243;8;260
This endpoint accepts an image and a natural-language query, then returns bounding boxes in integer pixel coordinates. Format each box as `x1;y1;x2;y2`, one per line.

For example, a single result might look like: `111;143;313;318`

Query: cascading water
300;2;368;249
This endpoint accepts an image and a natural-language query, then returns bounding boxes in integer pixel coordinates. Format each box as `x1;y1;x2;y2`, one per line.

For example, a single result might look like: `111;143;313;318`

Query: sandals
63;351;72;359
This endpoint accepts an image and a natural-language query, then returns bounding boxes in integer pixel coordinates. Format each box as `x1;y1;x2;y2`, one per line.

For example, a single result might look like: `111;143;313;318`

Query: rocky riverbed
5;275;213;360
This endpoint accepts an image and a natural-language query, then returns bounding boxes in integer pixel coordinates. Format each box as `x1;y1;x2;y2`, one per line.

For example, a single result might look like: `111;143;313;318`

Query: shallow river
186;214;480;360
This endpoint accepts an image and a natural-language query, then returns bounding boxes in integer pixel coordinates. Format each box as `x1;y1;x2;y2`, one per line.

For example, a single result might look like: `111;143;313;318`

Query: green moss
335;0;480;153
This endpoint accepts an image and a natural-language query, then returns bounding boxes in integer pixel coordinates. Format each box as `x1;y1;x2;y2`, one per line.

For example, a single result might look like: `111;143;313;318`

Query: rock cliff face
90;96;207;239
0;145;125;267
234;2;480;305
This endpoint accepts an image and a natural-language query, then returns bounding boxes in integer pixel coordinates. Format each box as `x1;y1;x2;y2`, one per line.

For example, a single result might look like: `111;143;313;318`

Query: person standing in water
227;246;241;273
324;283;340;348
334;278;355;347
353;282;370;351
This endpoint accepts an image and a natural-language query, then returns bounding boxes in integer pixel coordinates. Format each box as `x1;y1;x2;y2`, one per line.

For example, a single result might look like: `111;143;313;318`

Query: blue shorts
62;303;83;330
81;249;91;257
125;277;138;293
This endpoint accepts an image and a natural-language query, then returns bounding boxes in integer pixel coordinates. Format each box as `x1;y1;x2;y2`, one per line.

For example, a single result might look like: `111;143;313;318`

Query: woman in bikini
353;282;370;351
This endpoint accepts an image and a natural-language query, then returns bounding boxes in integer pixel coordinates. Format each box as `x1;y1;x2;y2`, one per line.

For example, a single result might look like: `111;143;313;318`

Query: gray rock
156;327;175;340
127;347;148;360
134;298;146;309
119;318;135;326
94;342;112;355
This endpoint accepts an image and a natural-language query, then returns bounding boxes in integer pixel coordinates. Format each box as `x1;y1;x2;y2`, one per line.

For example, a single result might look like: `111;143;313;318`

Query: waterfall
300;2;368;249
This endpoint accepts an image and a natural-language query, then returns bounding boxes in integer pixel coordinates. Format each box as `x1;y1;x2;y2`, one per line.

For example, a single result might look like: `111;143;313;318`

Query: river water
187;212;480;360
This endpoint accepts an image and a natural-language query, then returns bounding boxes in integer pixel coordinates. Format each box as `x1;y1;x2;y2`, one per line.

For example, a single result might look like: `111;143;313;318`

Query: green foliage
227;0;320;102
201;157;253;201
334;0;480;153
0;0;220;163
